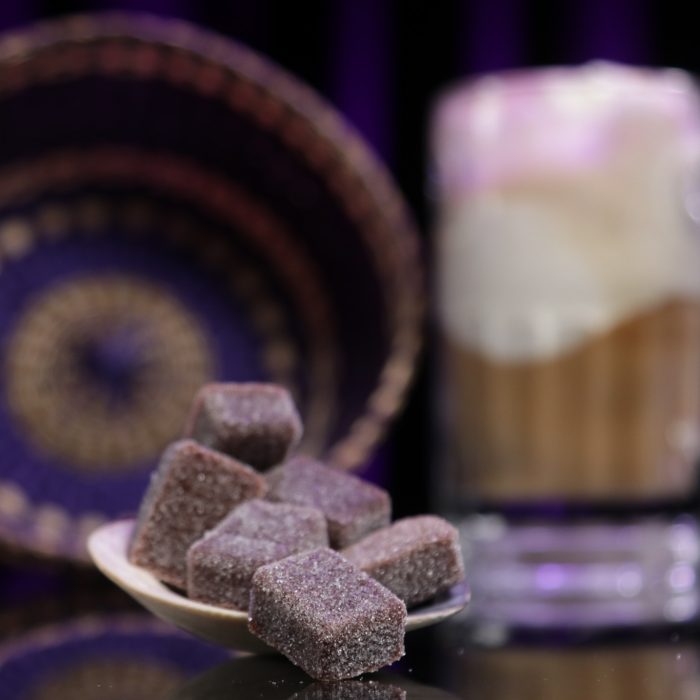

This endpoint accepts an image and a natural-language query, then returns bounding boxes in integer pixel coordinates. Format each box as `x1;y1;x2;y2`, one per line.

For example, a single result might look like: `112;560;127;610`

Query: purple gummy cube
184;382;303;470
209;499;328;553
266;457;391;548
341;516;465;608
187;534;290;610
128;439;267;589
249;548;406;681
292;681;406;700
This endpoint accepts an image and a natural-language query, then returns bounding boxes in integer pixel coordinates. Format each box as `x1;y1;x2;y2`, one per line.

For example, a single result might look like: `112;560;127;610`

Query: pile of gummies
129;383;464;681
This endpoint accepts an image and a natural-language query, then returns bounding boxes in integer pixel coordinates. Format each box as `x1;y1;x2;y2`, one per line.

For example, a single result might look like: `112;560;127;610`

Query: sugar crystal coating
187;534;290;610
266;457;391;548
128;439;267;588
184;382;303;470
341;516;465;608
249;548;406;681
292;681;406;700
208;498;328;552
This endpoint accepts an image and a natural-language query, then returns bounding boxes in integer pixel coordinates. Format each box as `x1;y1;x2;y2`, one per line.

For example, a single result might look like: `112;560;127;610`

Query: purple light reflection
535;563;568;592
668;564;696;593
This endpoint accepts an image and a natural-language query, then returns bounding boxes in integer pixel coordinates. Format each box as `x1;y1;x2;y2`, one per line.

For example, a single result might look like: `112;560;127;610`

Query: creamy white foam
433;62;700;361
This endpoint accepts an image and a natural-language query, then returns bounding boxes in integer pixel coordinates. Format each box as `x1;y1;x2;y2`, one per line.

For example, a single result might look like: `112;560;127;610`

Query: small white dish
88;519;470;653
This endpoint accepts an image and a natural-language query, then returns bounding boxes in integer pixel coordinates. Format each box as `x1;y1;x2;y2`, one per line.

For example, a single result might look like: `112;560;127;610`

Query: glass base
456;512;700;629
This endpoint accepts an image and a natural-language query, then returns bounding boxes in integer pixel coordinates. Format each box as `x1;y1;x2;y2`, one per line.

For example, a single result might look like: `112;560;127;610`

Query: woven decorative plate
0;14;422;561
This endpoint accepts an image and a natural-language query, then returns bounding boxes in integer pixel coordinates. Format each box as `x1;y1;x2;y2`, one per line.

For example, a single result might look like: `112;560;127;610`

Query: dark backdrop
1;0;695;517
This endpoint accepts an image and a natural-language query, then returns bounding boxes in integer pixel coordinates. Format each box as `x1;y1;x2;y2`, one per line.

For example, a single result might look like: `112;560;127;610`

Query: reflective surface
0;570;698;700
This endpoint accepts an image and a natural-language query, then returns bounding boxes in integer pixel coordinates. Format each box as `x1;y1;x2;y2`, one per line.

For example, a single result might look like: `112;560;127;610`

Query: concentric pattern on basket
0;13;423;561
6;275;214;471
0;190;322;560
0;156;338;456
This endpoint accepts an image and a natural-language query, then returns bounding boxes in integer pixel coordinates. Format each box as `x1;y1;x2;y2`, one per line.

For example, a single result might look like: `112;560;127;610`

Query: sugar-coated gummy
184;382;303;470
341;516;465;608
187;534;290;610
266;457;391;548
249;548;406;680
128;439;267;589
187;500;328;610
208;499;328;552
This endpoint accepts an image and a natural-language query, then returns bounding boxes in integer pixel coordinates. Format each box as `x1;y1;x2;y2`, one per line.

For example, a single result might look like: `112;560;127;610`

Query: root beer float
433;62;700;506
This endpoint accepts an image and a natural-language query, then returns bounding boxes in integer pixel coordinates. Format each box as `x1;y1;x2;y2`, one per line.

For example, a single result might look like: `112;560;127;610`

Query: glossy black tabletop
1;563;697;700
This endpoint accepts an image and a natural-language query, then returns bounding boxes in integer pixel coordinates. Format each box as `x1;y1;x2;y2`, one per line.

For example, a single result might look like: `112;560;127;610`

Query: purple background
0;0;685;521
0;0;693;615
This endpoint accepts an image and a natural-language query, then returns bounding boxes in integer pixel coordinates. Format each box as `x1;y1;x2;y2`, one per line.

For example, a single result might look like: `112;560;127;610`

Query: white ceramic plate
88;519;470;653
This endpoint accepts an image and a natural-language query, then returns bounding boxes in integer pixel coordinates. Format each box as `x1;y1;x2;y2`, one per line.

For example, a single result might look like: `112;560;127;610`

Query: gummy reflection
170;656;460;700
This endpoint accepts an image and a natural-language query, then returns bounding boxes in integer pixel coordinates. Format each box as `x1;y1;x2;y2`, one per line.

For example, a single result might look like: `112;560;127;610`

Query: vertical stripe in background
460;0;527;74
564;0;649;63
330;0;394;163
95;0;185;16
329;0;395;486
194;0;271;57
0;1;34;31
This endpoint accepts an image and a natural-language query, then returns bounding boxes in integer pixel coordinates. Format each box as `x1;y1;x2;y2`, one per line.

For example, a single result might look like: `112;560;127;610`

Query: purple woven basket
0;13;422;562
